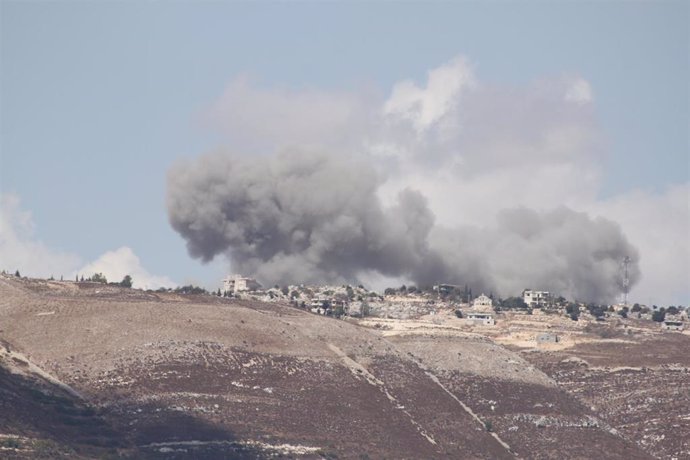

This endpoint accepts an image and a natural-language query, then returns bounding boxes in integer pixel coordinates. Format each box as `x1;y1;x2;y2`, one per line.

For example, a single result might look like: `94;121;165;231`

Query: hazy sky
1;1;688;304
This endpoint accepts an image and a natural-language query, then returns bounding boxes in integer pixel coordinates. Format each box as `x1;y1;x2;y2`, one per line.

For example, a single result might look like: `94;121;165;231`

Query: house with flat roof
536;333;559;343
466;312;495;326
222;275;261;295
662;321;684;332
523;289;550;308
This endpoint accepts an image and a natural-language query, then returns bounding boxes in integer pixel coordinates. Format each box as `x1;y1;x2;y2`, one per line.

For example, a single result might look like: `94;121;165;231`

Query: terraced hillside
0;275;651;458
520;333;690;460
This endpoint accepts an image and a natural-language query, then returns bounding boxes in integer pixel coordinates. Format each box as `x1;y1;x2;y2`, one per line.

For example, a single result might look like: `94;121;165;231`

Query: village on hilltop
220;274;687;334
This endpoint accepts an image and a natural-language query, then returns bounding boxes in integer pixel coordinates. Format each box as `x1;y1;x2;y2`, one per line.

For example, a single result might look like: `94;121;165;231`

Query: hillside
0;275;656;459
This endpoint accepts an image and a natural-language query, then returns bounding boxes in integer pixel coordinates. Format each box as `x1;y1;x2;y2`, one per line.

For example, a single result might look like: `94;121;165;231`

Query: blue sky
1;1;688;303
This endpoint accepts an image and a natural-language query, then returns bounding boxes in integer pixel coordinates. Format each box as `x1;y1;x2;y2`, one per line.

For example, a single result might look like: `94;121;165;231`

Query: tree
384;288;396;296
14;270;20;278
631;303;641;312
651;310;666;322
119;275;133;288
281;286;289;296
565;303;580;321
361;301;370;317
666;306;679;315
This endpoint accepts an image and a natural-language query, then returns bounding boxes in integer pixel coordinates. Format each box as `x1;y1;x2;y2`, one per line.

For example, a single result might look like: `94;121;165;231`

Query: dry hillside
0;275;659;459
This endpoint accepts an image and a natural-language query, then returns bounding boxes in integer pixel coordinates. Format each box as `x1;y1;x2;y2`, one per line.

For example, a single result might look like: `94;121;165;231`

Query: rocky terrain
0;275;682;458
518;333;689;460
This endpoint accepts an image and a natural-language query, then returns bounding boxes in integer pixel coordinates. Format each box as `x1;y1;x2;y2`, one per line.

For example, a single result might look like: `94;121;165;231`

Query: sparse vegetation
1;273;683;459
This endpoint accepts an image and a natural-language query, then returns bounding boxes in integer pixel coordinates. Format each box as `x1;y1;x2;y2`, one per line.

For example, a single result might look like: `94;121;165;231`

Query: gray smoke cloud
167;149;640;303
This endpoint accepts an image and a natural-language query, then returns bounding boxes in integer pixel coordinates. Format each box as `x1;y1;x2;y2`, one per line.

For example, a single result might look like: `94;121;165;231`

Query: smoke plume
167;149;639;302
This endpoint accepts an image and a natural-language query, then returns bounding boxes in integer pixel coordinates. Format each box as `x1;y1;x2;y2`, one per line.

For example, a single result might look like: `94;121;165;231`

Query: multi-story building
222;275;261;295
522;289;550;308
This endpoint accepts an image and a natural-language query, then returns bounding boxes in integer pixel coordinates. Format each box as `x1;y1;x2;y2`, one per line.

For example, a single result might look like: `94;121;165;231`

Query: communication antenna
622;256;630;307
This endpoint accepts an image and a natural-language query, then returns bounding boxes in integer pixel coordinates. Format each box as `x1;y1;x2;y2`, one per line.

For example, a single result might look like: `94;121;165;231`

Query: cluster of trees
74;273;133;288
173;285;208;295
586;303;609;319
562;302;684;323
385;285;421;295
652;308;666;323
499;297;528;310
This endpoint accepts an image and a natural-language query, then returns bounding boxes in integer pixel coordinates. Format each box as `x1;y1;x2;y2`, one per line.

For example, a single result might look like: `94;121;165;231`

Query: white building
662;321;684;332
472;294;493;309
523;289;550;308
223;275;261;294
466;312;495;326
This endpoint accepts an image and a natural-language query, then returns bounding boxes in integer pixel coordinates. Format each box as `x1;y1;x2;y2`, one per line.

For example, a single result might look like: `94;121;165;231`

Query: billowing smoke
167;149;639;303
